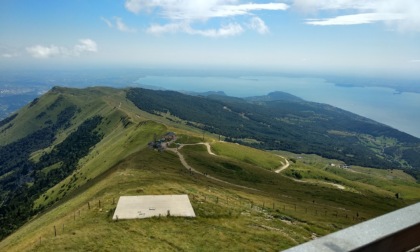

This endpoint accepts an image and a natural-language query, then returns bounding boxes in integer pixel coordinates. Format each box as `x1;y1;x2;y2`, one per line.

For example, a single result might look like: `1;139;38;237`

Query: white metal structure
112;195;196;220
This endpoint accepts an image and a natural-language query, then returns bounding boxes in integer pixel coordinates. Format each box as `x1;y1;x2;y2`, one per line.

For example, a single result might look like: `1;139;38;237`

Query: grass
211;142;282;171
174;134;203;144
1;149;321;251
1;87;420;251
180;145;406;217
33;120;167;209
272;150;420;203
2;135;418;251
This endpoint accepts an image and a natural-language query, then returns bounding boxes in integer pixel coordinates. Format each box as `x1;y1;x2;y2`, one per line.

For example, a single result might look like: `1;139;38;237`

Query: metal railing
284;202;420;252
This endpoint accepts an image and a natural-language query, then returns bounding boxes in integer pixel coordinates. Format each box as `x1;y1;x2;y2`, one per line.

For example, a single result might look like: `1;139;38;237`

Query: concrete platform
112;195;196;220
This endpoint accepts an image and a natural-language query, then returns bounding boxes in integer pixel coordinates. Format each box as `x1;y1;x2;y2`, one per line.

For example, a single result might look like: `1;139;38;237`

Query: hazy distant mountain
182;90;227;97
245;91;303;102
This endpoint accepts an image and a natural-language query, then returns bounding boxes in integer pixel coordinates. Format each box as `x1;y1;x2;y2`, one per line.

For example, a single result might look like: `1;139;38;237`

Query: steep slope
0;86;158;238
127;88;420;178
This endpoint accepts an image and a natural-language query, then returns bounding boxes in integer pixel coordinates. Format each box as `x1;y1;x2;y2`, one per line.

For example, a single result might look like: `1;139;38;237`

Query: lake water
134;75;420;138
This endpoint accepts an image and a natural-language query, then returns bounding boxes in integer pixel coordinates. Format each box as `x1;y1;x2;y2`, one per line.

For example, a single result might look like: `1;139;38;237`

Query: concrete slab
112;195;196;220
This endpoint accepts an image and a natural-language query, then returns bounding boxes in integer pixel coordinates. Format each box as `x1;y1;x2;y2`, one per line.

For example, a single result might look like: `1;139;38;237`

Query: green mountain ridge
0;86;419;251
127;88;420;177
0;86;140;237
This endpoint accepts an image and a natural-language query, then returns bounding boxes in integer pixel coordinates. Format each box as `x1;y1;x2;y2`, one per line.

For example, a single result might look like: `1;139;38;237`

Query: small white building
112;195;196;220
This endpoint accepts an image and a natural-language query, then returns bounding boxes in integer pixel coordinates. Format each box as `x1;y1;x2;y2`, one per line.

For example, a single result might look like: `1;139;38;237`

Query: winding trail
274;155;290;173
166;143;259;191
272;155;345;190
166;141;345;191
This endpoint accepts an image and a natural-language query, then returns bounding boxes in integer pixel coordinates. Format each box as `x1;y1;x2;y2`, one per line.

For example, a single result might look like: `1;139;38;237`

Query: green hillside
0;86;419;251
127;88;420;178
0;86;148;238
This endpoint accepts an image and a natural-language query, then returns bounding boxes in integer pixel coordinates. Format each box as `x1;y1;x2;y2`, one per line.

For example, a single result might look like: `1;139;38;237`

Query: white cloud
102;16;136;32
293;0;375;12
295;0;420;32
125;1;288;19
74;39;98;54
306;13;404;26
26;45;61;59
249;16;269;34
191;23;244;37
411;59;420;63
125;0;287;36
147;21;244;37
114;17;137;33
147;22;187;34
101;17;113;28
2;53;17;58
27;39;97;59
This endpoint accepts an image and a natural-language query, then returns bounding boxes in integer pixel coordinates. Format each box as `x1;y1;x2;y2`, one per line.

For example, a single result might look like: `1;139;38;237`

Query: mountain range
0;86;419;251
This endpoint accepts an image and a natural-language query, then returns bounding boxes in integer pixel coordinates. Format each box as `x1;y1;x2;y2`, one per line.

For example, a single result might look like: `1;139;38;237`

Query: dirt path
322;182;346;190
175;142;216;155
290;177;346;190
168;142;345;191
202;142;216;156
271;155;345;190
274;155;290;173
166;144;258;191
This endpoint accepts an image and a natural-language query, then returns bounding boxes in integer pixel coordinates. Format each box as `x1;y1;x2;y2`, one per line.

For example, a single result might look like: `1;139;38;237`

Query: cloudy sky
1;0;420;77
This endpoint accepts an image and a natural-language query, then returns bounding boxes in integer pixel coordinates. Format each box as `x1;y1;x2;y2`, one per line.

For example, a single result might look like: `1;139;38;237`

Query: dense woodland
127;88;420;178
0;103;103;239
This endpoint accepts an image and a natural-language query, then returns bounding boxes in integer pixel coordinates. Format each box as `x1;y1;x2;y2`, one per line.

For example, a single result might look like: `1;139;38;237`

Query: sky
1;0;420;77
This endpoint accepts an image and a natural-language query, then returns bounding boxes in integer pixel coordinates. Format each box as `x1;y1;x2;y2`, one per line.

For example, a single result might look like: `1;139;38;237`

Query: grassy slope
29;87;173;210
211;142;282;171
2;139;417;251
0;87;419;251
273;150;420;202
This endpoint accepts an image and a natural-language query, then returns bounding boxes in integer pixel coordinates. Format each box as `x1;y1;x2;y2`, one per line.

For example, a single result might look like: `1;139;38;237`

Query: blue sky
1;0;420;77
